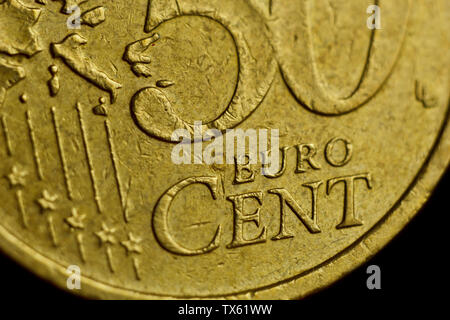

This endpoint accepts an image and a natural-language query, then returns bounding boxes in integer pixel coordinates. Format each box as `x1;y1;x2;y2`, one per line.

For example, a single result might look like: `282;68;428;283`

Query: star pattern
121;233;143;255
7;165;28;187
65;208;86;230
37;190;58;211
95;223;117;246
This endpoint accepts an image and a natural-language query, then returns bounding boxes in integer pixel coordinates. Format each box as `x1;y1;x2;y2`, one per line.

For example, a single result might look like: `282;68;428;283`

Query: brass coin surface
0;0;448;299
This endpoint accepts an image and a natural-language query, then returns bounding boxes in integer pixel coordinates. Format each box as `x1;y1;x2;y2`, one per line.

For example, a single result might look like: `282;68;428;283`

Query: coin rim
0;107;448;300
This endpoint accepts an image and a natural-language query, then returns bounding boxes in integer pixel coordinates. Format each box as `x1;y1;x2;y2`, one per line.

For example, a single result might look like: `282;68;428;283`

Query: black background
0;170;447;307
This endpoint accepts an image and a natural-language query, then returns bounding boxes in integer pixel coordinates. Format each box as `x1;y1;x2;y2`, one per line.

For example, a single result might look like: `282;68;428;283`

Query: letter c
152;176;221;255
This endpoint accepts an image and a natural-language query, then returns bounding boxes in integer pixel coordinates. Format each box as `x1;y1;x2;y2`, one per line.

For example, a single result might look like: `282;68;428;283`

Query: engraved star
95;223;117;246
37;190;58;211
65;208;86;230
7;165;28;187
121;233;143;255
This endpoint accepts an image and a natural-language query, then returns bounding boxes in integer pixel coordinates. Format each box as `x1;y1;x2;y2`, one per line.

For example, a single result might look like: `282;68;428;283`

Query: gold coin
0;0;448;299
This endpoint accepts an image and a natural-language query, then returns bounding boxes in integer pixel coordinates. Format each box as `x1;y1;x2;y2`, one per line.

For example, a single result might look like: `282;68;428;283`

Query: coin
0;0;448;300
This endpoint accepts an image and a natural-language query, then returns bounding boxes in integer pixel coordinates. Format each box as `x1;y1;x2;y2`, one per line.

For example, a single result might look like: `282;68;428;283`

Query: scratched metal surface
0;0;448;299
